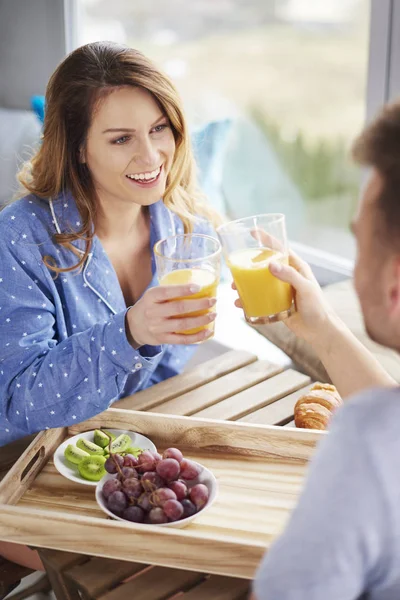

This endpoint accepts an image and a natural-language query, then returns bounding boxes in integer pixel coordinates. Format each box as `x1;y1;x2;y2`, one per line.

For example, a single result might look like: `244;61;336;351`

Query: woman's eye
152;124;168;134
113;135;130;145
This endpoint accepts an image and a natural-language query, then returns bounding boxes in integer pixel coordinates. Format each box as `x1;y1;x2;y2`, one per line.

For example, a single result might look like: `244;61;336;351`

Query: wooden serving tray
0;408;325;579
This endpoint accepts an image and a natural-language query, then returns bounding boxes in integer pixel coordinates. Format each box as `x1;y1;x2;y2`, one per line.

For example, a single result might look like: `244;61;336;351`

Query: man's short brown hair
353;100;400;244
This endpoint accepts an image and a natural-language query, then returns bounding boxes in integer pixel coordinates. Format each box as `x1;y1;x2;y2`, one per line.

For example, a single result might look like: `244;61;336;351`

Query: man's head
352;101;400;350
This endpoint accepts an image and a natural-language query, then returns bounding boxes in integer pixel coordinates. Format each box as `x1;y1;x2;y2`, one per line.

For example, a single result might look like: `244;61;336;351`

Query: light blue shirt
254;387;400;600
0;192;214;446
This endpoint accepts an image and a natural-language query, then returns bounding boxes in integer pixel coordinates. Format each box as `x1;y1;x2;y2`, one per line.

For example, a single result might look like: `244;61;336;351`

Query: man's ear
387;256;400;317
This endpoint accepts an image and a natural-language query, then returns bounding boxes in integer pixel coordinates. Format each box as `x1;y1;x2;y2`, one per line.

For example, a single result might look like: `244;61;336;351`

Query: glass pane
78;0;370;259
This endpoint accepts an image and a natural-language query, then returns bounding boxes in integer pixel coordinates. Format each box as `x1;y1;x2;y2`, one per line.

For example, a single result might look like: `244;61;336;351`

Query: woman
0;41;221;450
0;40;225;576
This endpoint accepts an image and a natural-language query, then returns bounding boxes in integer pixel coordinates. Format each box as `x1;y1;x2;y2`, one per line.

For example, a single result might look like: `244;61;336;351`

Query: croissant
294;383;343;430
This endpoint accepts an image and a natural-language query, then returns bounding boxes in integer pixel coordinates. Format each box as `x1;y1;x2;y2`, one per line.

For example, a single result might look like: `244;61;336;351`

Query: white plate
96;461;218;528
54;429;157;486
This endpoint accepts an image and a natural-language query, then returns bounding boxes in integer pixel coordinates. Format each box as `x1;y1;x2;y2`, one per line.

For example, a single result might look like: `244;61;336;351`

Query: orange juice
160;268;218;335
227;248;293;318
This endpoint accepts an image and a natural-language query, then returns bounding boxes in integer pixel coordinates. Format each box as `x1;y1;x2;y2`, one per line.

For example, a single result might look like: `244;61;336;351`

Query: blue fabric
30;95;45;124
0;193;215;446
192;119;232;216
221;116;305;239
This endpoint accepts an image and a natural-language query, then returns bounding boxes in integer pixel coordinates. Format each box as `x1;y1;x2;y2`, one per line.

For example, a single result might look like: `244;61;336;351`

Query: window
77;0;370;260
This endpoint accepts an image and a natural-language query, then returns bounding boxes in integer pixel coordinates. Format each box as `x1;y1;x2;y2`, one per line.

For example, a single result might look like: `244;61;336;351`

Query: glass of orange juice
154;234;221;338
217;214;294;324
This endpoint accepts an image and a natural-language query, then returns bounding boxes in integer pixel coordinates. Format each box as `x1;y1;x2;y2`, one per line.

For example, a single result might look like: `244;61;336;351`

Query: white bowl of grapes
95;447;218;528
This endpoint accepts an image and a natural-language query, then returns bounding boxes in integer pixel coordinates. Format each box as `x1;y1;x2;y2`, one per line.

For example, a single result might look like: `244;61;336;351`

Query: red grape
167;480;188;501
137;492;152;512
102;478;122;500
137;450;156;473
189;484;209;509
181;499;197;518
123;454;139;468
141;471;164;491
105;454;124;474
152;451;162;464
122;506;145;523
122;477;142;501
103;445;212;526
148;507;168;524
163;499;184;521
163;448;183;463
118;466;138;480
107;490;128;515
152;487;177;508
180;459;202;480
156;458;180;482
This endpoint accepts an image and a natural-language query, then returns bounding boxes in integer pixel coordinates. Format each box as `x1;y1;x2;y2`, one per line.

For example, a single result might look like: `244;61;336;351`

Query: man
252;101;400;599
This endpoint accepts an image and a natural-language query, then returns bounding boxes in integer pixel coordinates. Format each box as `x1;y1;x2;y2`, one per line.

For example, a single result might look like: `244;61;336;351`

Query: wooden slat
68;408;325;461
149;361;283;416
239;383;314;426
65;558;147;598
0;506;265;580
168;574;250;599
194;371;311;421
38;549;87;572
115;350;257;412
98;567;203;600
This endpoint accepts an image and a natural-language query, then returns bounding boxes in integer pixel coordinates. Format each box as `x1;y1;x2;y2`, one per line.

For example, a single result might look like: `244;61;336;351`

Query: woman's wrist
125;307;143;349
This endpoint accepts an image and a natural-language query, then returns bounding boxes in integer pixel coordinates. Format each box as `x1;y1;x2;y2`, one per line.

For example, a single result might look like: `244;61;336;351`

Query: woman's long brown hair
17;41;221;274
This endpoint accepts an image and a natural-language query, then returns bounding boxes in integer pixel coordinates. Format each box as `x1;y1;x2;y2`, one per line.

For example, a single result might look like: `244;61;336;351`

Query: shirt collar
49;191;178;312
50;191;176;246
49;190;88;254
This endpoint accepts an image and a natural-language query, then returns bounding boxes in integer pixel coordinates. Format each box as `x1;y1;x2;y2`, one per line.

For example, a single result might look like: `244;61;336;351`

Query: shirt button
134;362;142;370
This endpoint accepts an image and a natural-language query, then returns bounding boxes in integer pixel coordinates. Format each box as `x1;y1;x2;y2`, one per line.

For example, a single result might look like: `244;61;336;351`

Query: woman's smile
125;164;163;189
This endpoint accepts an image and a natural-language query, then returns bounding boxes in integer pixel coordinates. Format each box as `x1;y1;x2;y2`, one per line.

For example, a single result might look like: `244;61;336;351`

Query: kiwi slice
110;434;131;454
124;447;143;458
76;438;104;456
78;455;107;481
94;429;115;449
64;444;90;465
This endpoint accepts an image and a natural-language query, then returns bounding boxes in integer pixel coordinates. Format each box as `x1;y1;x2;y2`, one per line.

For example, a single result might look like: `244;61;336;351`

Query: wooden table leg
37;549;87;600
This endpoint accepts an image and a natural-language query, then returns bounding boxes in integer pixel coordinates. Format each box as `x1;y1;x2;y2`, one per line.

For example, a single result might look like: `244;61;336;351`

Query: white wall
0;0;66;109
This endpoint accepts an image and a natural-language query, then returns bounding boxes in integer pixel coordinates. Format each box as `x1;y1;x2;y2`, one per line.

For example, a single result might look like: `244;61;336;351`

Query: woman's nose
135;136;159;168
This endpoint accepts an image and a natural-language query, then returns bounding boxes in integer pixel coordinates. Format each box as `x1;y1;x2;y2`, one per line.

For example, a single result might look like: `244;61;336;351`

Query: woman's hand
233;251;336;345
126;283;216;347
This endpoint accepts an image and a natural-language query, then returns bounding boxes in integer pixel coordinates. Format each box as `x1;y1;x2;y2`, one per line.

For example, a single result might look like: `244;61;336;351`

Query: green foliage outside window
251;107;360;205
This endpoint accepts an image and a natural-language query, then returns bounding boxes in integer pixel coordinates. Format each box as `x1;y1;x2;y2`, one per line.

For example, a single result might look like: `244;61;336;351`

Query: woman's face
84;86;176;209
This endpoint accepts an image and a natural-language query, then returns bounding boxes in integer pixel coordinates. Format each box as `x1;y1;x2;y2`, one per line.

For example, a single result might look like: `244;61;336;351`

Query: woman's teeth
126;166;161;182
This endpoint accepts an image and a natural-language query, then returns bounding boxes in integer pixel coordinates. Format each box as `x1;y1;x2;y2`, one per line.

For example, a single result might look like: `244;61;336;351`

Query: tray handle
0;427;66;505
20;446;46;483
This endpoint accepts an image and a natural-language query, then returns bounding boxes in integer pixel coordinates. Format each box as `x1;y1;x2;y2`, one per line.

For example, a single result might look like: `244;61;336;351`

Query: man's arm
264;256;396;398
311;313;395;398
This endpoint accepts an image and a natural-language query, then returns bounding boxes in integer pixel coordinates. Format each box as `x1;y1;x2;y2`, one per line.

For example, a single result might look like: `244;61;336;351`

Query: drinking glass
154;234;222;337
217;214;294;324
